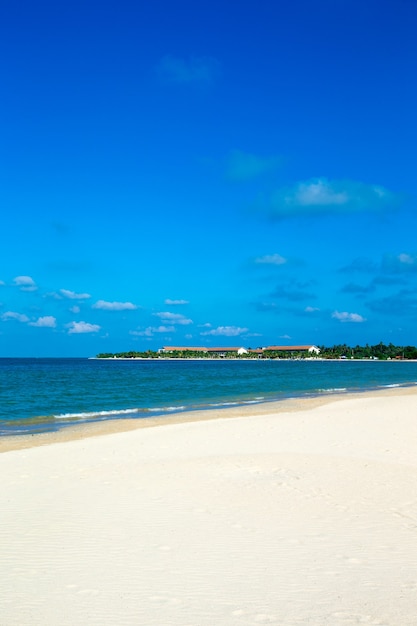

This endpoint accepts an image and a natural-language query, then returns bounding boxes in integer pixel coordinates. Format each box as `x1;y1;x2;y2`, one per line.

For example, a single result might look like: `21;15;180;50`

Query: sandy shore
1;388;417;625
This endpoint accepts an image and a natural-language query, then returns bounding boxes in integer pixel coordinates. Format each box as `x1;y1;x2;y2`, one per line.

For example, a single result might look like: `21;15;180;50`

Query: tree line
318;342;417;360
96;343;417;360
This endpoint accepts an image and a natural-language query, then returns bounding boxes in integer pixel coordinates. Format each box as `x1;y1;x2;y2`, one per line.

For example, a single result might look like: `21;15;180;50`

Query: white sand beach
1;388;417;626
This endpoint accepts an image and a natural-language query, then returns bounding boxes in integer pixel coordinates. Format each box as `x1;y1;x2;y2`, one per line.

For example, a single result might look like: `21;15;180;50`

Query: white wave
209;401;239;407
147;406;186;412
55;408;141;420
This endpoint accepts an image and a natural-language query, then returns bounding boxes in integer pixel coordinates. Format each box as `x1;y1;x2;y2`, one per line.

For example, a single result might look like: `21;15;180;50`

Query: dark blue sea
1;357;417;436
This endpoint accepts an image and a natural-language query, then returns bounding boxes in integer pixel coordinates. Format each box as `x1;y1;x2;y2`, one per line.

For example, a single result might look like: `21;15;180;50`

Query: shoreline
2;383;416;453
90;356;417;361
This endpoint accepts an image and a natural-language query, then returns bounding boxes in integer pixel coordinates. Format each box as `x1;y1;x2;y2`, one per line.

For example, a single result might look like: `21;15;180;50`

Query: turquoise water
1;357;417;436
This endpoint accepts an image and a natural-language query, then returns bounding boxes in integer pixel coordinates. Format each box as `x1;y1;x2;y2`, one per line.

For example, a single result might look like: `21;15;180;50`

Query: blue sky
1;0;417;356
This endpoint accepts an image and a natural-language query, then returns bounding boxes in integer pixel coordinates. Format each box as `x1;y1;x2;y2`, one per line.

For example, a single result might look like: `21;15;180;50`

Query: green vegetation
318;342;417;360
96;350;160;359
96;342;417;360
96;349;257;360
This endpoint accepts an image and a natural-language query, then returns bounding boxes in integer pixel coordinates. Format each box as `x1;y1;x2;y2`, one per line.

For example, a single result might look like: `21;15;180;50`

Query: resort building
160;346;249;357
160;347;208;353
248;349;264;356
263;345;321;355
160;345;320;357
207;347;248;357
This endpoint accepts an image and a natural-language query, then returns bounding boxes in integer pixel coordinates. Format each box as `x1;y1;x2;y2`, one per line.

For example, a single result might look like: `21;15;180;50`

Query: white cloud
29;316;57;328
154;312;193;325
332;310;366;323
290;179;349;206
93;300;137;311
153;325;175;333
305;306;320;313
381;252;417;274
164;299;189;305
200;325;249;337
1;311;30;323
398;253;416;265
44;291;62;300
60;289;91;300
70;305;80;314
266;178;401;217
14;275;37;291
66;321;101;334
255;253;287;266
130;325;174;337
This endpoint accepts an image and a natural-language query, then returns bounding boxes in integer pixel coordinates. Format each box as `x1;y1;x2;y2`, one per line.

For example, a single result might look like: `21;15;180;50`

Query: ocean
1;357;417;437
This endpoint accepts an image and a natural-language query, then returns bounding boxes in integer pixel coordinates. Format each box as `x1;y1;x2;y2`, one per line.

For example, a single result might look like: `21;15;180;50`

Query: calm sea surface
1;358;417;436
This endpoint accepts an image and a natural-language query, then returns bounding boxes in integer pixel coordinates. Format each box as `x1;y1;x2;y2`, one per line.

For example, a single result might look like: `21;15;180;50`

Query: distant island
96;342;417;360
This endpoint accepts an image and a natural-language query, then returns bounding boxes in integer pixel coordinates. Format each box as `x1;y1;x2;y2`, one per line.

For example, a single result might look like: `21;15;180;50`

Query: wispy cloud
164;299;189;305
260;178;402;218
154;312;193;325
372;275;407;287
332;310;366;323
366;289;417;316
2;311;57;328
254;302;280;312
271;281;316;302
66;321;101;334
226;150;281;181
255;253;287;266
1;311;30;323
93;300;137;311
340;252;417;290
70;305;80;313
398;253;416;265
60;289;91;300
151;325;175;333
341;282;375;294
200;325;248;337
157;55;220;86
255;301;323;318
29;316;57;328
130;326;174;337
339;257;379;274
14;275;37;291
381;253;417;274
